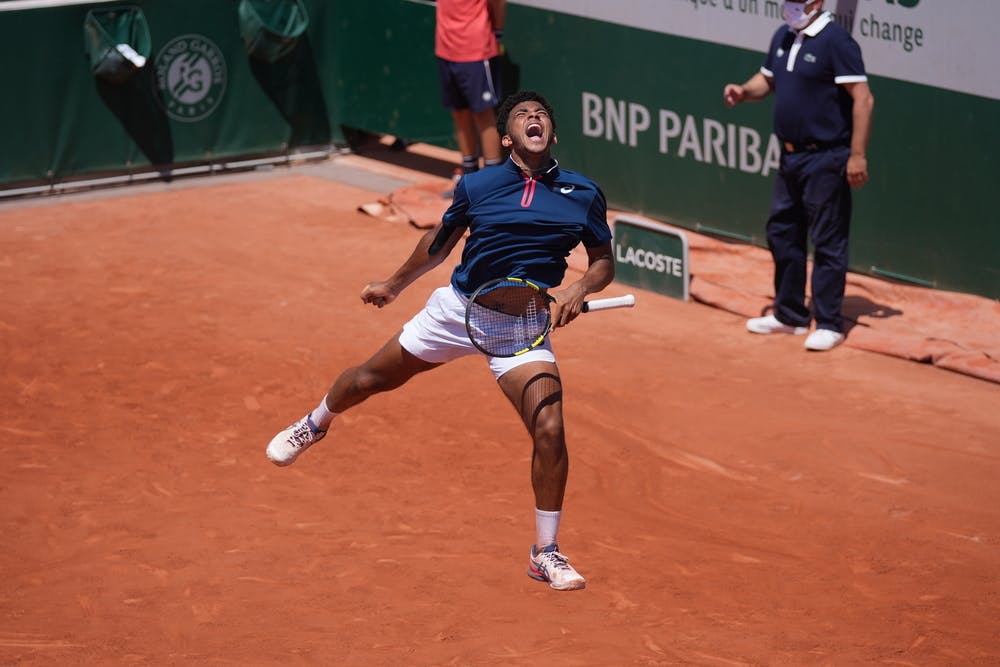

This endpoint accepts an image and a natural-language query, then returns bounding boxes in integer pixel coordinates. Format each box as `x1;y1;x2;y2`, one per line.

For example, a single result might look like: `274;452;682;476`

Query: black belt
781;140;848;154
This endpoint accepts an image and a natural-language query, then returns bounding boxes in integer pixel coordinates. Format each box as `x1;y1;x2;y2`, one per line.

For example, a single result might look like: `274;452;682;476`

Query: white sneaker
746;314;808;335
527;543;586;591
804;329;845;351
266;415;326;466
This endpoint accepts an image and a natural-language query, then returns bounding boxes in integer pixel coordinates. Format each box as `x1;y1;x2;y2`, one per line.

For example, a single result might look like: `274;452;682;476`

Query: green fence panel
1;6;133;183
324;0;453;146
0;0;335;187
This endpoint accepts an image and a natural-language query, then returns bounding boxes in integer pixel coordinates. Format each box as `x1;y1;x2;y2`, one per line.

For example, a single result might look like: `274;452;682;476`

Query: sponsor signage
613;215;690;301
512;0;999;101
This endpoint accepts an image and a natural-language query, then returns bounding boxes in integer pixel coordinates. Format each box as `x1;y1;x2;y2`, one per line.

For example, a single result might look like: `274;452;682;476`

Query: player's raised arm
361;223;463;308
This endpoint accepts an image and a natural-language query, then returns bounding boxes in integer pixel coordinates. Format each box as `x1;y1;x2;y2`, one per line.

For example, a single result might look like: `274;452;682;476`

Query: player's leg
266;335;440;466
496;359;585;590
497;360;567;511
267;286;472;466
326;336;441;413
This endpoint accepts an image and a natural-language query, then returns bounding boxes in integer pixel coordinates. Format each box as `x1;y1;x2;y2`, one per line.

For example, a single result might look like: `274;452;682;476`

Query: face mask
783;1;819;30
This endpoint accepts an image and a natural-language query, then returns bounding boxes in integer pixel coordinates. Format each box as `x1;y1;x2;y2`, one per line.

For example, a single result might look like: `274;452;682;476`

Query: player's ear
552;133;558;145
502;134;513;148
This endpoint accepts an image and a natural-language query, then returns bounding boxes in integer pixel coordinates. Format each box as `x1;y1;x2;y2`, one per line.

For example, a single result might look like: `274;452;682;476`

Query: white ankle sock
535;508;561;548
309;397;337;431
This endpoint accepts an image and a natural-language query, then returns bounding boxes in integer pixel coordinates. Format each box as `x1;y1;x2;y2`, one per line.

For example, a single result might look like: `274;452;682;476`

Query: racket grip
582;294;636;313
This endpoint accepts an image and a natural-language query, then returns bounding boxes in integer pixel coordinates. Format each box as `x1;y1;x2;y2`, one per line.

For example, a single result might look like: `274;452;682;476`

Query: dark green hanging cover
83;6;152;84
237;0;309;63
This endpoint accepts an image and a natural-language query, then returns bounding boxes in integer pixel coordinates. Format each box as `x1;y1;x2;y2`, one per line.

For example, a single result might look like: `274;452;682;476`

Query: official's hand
847;154;869;189
723;84;745;107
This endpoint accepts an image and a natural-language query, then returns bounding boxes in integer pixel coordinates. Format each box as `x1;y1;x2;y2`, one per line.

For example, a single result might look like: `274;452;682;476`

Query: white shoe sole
266;422;325;466
549;577;586;591
804;332;845;351
746;316;807;335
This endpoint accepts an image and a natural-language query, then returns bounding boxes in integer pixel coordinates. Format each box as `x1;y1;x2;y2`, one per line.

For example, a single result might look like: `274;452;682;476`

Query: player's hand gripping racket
464;277;636;357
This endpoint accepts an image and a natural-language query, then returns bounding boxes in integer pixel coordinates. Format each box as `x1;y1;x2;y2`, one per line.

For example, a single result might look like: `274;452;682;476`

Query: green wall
0;0;333;184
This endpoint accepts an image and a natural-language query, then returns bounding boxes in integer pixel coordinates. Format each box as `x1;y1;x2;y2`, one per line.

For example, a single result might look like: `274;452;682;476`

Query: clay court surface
2;155;999;666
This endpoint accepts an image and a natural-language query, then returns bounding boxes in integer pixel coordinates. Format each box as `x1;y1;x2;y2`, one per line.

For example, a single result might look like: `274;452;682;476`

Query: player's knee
350;366;399;396
532;414;565;456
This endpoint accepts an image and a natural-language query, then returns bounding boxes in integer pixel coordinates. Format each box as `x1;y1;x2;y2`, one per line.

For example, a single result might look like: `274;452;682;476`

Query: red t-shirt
435;0;499;62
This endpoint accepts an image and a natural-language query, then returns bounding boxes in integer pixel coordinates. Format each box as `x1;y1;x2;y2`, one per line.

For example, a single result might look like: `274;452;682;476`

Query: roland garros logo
155;34;227;122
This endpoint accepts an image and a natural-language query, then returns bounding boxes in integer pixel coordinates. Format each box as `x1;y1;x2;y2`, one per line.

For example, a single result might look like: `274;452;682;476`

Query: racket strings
467;284;550;357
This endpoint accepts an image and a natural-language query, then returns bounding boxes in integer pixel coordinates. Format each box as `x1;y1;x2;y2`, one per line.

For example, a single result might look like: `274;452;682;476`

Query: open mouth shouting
520;117;551;150
503;101;556;162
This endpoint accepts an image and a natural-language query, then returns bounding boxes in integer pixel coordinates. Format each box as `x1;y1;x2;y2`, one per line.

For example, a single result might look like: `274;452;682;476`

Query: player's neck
510;152;552;177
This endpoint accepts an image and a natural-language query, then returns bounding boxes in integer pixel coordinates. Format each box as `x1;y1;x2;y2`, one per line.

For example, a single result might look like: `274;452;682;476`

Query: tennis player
267;90;614;591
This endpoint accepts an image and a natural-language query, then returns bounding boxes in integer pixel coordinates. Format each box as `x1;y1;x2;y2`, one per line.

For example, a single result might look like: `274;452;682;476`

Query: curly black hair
495;90;557;136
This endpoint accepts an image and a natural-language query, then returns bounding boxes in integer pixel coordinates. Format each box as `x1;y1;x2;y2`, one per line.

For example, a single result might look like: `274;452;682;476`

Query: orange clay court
1;151;999;666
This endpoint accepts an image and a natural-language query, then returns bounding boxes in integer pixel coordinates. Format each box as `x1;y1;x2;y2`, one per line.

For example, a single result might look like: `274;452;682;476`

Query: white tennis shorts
399;285;556;379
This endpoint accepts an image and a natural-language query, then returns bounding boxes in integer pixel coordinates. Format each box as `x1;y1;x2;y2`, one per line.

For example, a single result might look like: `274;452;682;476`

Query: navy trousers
767;146;852;332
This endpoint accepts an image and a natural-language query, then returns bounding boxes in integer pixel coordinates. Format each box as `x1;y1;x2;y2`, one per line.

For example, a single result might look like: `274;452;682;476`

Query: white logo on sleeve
560;185;575;194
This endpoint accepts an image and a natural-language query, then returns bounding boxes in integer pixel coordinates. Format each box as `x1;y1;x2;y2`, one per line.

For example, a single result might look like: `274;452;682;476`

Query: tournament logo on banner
155;34;228;122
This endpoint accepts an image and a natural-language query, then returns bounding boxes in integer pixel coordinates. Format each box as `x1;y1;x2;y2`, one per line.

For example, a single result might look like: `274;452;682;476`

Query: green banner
0;0;335;186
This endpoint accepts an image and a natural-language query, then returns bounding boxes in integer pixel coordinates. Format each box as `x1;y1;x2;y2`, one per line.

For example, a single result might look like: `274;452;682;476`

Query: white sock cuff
535;508;562;547
310;397;338;431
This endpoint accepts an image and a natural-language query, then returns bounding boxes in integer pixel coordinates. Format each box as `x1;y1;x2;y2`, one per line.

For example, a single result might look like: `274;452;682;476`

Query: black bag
83;6;151;84
237;0;309;63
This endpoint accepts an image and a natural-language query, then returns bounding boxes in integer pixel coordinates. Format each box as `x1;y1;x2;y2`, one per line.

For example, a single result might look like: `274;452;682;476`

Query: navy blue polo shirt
761;12;867;146
441;157;611;296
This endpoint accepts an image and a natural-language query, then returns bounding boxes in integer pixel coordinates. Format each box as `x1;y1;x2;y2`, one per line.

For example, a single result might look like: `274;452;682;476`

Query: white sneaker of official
804;329;846;351
746;314;808;335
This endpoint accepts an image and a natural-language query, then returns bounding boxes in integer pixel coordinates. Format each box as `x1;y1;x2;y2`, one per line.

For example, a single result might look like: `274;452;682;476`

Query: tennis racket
464;277;636;357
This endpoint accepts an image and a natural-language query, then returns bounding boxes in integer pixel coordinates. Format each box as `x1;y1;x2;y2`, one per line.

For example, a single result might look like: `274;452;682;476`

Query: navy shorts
437;58;501;113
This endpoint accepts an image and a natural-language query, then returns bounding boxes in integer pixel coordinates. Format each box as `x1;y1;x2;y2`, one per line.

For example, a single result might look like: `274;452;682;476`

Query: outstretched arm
551;242;614;327
361;224;463;308
723;72;774;107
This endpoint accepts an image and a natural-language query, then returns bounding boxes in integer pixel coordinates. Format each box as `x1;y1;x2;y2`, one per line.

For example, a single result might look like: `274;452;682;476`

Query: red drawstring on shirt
520;175;537;207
